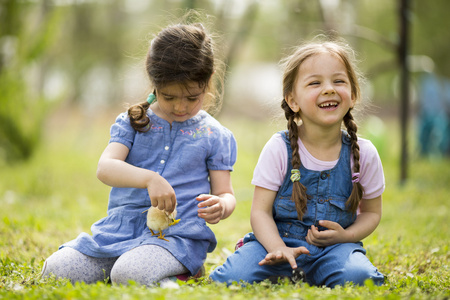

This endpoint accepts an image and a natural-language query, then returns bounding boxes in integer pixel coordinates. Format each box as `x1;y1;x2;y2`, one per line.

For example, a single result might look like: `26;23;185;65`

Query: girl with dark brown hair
43;21;237;287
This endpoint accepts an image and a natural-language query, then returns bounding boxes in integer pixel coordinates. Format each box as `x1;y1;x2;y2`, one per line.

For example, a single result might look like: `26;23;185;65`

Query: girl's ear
286;93;300;113
350;94;356;108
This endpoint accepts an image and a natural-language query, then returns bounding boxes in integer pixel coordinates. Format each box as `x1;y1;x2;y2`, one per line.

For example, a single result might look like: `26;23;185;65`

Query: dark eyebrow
186;93;202;97
160;92;203;97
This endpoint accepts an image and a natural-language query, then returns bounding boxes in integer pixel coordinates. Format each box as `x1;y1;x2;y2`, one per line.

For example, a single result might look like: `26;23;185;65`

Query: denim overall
210;130;384;287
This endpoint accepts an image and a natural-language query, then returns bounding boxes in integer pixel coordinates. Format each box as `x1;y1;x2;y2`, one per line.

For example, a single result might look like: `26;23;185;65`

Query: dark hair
128;22;222;132
280;38;364;220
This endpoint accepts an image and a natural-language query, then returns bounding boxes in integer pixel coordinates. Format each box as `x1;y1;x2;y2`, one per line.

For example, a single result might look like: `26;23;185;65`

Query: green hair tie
290;169;301;182
147;93;156;105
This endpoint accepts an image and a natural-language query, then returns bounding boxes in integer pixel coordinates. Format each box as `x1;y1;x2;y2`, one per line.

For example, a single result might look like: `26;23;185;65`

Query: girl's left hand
306;220;348;247
196;194;224;224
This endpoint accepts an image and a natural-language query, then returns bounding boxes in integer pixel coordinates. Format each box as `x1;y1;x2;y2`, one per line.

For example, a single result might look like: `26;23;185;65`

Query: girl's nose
174;99;188;111
322;84;336;95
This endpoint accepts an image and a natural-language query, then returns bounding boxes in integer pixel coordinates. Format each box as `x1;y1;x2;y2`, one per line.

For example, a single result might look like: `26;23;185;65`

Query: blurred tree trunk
399;0;411;183
223;1;259;71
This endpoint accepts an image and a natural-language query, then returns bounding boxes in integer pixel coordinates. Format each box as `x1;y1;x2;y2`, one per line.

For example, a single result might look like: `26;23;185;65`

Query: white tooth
320;102;337;108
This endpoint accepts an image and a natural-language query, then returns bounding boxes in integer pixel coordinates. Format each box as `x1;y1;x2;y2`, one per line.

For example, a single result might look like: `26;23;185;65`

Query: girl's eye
335;79;346;84
309;81;320;86
187;97;198;102
163;96;174;101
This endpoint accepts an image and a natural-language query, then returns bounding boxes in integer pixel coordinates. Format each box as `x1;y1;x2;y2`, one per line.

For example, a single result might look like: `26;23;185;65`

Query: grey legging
41;245;188;286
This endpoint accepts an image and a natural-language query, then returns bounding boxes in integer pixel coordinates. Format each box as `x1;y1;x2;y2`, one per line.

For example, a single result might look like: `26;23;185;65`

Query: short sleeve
251;133;288;191
358;138;385;199
207;127;237;171
109;112;136;149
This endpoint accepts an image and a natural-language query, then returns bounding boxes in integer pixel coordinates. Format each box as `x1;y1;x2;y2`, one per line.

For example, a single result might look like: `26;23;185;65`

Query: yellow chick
142;206;180;242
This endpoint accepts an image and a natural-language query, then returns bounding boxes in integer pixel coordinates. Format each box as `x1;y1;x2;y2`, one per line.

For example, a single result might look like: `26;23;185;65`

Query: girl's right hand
258;246;310;269
147;173;177;213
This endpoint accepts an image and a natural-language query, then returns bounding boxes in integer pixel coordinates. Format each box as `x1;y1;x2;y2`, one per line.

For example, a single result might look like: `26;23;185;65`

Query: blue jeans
209;234;384;287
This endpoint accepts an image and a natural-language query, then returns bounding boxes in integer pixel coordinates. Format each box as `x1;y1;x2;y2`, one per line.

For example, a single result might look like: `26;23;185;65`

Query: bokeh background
1;0;450;167
1;1;450;296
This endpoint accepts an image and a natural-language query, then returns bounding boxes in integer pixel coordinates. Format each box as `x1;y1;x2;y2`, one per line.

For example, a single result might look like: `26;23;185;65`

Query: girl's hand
97;142;177;213
259;246;310;269
196;194;224;224
147;174;177;213
306;220;347;247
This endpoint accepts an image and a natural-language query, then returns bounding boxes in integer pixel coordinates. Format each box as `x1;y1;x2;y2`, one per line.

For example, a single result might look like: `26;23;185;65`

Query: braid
128;100;151;132
343;109;364;213
281;100;308;220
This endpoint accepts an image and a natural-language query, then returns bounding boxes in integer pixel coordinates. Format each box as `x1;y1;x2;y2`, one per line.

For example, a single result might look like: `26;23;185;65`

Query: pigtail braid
128;100;151;132
343;109;364;213
281;100;308;220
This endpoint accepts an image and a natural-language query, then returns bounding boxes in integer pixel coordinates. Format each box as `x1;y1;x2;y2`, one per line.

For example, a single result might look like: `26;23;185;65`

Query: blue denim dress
61;110;237;276
210;130;383;287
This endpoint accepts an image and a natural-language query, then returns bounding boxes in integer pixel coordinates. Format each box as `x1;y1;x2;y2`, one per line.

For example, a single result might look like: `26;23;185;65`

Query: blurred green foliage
0;0;63;161
1;0;449;163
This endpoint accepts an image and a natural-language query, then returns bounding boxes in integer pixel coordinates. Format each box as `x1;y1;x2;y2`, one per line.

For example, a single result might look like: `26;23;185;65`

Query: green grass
0;110;449;299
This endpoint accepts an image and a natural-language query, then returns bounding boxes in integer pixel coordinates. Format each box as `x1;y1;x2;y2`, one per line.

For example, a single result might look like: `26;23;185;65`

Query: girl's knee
210;239;273;285
110;261;129;285
110;247;175;286
333;266;384;287
42;247;114;284
209;264;244;285
319;244;384;287
110;258;147;286
345;251;384;286
210;251;262;286
209;255;271;285
326;254;384;287
41;248;76;281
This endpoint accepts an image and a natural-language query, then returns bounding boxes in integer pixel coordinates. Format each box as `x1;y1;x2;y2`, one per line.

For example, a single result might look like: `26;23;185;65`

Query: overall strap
279;129;352;171
277;130;294;191
277;130;293;167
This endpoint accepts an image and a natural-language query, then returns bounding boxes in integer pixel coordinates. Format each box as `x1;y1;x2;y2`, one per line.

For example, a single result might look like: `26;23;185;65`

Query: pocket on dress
274;196;316;227
327;199;355;229
274;196;298;220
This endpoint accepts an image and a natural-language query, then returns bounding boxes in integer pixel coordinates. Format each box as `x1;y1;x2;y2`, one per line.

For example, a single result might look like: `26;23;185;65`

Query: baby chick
142;206;180;242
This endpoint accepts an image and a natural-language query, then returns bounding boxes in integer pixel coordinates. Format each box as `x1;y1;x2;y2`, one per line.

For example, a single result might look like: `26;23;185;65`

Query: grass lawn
0;109;449;299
